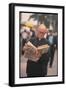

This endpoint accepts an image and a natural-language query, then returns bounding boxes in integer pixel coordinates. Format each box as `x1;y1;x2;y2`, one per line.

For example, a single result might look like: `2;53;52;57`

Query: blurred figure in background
47;30;56;68
20;26;31;54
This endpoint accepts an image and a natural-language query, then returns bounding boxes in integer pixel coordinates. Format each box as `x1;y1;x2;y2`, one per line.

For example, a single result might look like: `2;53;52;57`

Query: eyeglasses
39;31;45;34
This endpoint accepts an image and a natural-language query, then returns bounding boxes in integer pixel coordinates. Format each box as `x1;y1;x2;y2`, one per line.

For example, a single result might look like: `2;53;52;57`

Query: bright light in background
20;13;37;25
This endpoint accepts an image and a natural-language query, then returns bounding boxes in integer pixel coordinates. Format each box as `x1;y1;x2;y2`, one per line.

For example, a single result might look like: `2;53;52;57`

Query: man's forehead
37;24;48;33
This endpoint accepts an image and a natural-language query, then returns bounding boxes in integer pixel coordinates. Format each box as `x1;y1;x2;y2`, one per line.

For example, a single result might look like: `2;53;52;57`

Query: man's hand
23;44;41;61
35;49;41;59
23;43;30;51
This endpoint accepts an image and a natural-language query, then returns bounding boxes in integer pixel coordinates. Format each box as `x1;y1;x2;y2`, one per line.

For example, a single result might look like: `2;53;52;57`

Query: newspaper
23;41;49;62
37;44;50;54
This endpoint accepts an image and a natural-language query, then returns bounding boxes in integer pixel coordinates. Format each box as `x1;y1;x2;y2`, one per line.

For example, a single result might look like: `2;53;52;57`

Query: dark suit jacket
47;35;57;46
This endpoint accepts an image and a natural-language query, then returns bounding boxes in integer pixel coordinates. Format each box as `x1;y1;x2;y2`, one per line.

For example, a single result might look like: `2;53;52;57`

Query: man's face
37;30;45;39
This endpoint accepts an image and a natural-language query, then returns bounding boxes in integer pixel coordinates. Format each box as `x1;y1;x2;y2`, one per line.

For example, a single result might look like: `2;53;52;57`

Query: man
21;26;31;54
47;30;56;68
24;24;49;77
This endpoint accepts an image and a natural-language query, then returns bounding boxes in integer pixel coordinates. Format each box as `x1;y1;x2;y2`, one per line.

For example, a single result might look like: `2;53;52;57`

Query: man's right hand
35;49;41;59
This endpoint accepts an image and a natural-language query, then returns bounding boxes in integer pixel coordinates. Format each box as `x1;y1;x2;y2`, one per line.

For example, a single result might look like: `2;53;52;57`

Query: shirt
48;36;53;45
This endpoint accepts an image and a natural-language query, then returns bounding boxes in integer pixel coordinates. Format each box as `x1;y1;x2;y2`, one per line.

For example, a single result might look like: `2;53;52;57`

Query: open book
23;41;49;61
